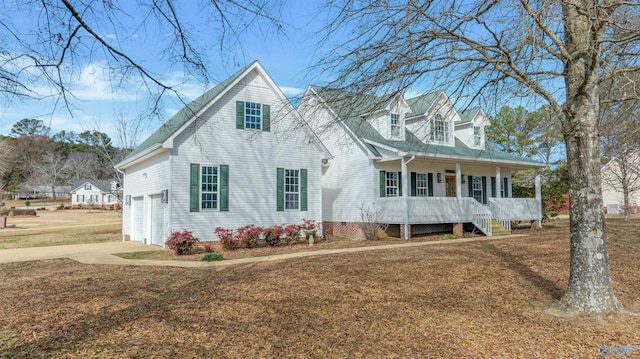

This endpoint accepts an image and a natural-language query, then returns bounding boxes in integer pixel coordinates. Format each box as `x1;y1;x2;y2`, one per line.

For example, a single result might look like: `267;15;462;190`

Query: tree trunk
558;1;621;314
623;185;630;221
51;184;57;201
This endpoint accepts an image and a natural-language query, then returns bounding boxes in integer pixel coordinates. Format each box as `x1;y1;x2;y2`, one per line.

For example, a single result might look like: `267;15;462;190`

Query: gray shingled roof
311;86;544;166
458;107;482;124
121;61;256;163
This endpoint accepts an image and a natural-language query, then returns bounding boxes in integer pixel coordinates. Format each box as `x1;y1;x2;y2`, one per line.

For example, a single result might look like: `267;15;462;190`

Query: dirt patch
0;217;638;358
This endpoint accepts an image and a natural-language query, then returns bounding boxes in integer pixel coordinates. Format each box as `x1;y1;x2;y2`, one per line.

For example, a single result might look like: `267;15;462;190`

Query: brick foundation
323;221;366;240
399;224;412;239
453;222;463;237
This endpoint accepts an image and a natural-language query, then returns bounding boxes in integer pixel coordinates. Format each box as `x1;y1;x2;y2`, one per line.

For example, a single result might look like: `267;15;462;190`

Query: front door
445;176;456;197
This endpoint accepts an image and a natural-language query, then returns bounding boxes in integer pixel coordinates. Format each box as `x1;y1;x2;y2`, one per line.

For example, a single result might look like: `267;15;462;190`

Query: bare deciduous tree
0;0;284;115
32;152;70;201
316;0;640;314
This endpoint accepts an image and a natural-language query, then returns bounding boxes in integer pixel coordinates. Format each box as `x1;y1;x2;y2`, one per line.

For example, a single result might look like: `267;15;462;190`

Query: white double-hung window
431;114;449;142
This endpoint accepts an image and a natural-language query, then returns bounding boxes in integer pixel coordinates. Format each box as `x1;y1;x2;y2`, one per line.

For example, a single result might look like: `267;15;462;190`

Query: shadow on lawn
477;242;565;300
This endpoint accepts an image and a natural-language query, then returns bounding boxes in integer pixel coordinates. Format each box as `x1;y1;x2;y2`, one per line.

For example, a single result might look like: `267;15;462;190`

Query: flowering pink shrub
283;224;301;246
236;225;263;248
215;227;240;251
263;225;284;247
165;230;199;255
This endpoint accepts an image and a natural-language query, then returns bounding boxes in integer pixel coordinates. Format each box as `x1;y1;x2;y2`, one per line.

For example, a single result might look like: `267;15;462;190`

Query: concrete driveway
0;241;160;264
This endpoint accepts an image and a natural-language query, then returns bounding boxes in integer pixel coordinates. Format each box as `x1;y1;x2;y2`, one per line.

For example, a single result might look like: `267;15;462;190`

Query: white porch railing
489;200;511;232
488;198;542;222
469;198;492;236
374;197;542;235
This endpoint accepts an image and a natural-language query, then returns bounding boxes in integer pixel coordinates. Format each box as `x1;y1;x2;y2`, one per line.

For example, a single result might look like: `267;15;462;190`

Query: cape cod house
115;61;330;245
298;86;546;239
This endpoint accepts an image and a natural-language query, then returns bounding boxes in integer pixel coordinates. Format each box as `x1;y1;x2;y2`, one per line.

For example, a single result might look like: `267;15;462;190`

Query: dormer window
431;114;449;142
390;113;401;136
473;126;481;146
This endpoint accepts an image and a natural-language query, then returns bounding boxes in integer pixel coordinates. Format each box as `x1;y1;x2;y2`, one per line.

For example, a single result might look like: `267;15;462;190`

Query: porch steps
491;220;511;236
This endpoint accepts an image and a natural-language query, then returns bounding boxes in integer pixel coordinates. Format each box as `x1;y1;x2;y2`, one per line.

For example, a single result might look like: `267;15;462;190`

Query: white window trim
415;173;429;197
473;126;482;147
285;169;300;210
386;171;399;197
244;101;262;130
201;165;219;210
431;114;450;144
390;113;401;137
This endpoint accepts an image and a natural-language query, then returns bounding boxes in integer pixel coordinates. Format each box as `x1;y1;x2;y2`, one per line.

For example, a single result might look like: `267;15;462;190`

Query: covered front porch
375;154;544;239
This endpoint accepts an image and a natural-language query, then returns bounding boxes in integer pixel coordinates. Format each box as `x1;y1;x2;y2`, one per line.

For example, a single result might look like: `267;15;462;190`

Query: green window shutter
262;104;271;132
236;101;244;129
491;177;496;198
503;177;509;197
300;168;307;211
482;176;487;204
468;175;473;197
410;172;416;196
219;165;229;212
276;168;284;211
379;171;386;197
428;173;434;197
190;163;200;212
398;172;402;196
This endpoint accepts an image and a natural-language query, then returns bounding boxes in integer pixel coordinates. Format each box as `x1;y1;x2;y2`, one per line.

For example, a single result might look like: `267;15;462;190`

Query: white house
298;86;546;239
115;61;331;245
601;152;640;215
70;179;122;209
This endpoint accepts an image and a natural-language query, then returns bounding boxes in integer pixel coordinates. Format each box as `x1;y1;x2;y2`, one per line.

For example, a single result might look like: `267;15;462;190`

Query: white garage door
132;197;144;242
150;194;165;246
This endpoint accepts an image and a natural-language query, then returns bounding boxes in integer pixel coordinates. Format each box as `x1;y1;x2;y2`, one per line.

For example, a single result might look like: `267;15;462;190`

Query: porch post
535;170;542;228
496;166;501;198
402;157;410;240
455;162;462;198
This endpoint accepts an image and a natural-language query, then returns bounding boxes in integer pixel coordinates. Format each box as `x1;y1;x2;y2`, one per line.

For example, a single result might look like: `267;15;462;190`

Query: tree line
0;118;131;200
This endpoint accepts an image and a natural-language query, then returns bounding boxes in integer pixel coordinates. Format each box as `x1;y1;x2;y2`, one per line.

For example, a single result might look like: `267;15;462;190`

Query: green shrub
202;252;223;261
441;233;457;240
165;230;199;255
25;200;30;207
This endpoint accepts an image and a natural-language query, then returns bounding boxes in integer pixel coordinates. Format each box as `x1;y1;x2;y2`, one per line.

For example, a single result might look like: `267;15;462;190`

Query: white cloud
280;86;305;98
73;62;139;102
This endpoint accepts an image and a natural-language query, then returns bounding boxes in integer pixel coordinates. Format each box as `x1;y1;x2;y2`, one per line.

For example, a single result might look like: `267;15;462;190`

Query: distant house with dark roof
115;61;331;245
298;86;546;239
70;179;122;209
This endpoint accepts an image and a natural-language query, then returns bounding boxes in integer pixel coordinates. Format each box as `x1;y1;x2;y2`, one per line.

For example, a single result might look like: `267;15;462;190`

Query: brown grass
0;217;638;358
0;210;121;249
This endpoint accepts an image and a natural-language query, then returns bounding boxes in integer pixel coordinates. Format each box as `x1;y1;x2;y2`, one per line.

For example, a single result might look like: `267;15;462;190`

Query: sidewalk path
0;234;528;268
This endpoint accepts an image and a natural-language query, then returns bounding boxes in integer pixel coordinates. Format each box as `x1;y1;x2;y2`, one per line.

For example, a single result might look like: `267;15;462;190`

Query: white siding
121;152;170;243
406;93;459;146
300;93;374;223
165;68;324;241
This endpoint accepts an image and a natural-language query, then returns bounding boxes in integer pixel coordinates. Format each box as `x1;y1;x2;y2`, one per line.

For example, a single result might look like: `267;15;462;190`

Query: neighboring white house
298;86;546;239
115;61;331;245
601;152;640;215
70;179;122;209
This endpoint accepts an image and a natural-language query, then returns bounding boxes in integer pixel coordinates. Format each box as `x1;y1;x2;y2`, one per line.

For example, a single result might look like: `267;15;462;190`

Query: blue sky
0;1;331;145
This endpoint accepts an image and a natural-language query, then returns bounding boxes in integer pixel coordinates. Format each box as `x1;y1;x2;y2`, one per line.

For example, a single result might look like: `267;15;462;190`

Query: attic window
84;184;92;190
390;113;401;136
245;102;262;129
473;126;481;146
431;115;449;142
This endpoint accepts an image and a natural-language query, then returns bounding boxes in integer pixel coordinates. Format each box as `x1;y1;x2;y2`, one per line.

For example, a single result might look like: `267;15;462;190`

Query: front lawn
0;217;638;357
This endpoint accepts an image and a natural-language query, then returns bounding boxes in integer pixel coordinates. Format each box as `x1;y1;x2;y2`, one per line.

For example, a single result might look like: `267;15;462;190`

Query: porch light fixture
125;195;131;206
437;173;442;183
462;175;466;184
161;189;169;203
